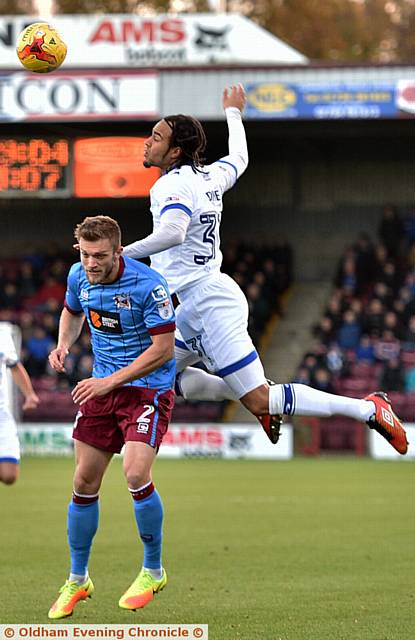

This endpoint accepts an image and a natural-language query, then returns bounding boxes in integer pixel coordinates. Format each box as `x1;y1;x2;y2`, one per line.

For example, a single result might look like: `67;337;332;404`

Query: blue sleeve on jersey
160;203;192;217
65;264;83;313
143;279;176;334
217;158;238;180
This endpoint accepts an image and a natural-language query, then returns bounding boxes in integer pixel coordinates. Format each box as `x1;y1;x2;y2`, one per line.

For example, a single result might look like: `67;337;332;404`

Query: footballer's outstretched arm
11;363;39;410
123;84;248;261
222;84;248;178
123;209;190;260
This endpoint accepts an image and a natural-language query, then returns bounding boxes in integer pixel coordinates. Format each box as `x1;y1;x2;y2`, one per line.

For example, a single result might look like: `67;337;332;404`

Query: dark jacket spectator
354;233;376;289
402;315;415;350
379;358;405;392
311;367;335;393
362;298;385;337
0;283;20;310
378;205;405;258
382;310;403;340
403;208;415;249
325;295;344;332
313;316;335;346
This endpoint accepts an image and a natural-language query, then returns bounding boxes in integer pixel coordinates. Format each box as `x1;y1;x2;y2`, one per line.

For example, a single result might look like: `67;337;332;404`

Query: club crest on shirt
157;299;173;319
80;289;89;300
151;285;168;302
114;293;131;310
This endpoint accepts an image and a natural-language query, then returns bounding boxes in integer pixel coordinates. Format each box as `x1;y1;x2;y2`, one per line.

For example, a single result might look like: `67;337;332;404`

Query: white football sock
177;367;237;401
144;567;163;580
69;572;88;585
269;383;375;422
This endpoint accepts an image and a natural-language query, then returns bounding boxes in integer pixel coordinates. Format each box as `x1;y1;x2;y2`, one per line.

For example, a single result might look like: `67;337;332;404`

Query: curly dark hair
164;114;207;171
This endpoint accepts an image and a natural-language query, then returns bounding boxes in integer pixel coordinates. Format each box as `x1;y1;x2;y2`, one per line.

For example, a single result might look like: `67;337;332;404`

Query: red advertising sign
74;136;159;198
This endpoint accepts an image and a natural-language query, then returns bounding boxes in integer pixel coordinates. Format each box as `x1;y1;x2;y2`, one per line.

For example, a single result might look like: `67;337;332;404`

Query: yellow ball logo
248;83;297;113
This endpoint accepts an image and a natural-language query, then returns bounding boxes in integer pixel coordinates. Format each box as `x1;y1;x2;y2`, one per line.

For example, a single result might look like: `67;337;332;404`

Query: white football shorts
174;272;266;398
0;408;20;463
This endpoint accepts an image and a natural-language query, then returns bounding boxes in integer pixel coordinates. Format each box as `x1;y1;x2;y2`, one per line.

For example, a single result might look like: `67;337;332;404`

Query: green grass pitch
1;456;414;639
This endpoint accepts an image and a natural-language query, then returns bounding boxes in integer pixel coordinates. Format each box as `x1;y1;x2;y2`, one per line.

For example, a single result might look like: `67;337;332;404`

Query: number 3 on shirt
194;213;218;265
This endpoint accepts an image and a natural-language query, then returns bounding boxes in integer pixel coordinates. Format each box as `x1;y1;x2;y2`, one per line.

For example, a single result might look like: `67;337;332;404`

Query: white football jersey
150;156;239;294
0;323;19;412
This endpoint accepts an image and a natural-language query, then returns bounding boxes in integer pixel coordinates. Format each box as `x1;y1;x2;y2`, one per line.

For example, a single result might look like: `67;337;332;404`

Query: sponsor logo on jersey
114;293;131;310
164;195;180;203
157;299;173;319
80;289;89;300
89;308;122;334
151;285;168;302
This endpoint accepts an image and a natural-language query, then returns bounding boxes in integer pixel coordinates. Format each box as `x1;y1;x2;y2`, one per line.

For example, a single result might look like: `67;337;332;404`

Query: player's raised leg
174;298;282;444
238;381;408;455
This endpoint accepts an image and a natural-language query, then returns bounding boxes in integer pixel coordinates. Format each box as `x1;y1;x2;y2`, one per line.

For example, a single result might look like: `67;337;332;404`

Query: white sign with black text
0;14;307;69
18;422;293;459
0;71;158;122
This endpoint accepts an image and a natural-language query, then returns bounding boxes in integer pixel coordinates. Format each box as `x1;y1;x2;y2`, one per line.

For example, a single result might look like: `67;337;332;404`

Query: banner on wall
0;71;158;122
0;14;307;69
246;81;403;119
18;423;293;459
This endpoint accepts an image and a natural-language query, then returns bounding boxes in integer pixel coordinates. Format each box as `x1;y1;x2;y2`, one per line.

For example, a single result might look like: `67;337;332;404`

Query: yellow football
16;22;67;73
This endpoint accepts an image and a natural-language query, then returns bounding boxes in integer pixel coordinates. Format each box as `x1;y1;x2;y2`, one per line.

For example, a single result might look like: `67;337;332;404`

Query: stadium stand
0;242;292;422
295;205;415;451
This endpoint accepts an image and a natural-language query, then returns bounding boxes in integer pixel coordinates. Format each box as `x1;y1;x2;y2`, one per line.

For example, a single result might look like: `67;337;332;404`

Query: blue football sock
67;499;99;577
133;489;163;570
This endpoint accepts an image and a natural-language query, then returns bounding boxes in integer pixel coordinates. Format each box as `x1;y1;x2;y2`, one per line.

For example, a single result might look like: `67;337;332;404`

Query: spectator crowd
295;204;415;421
